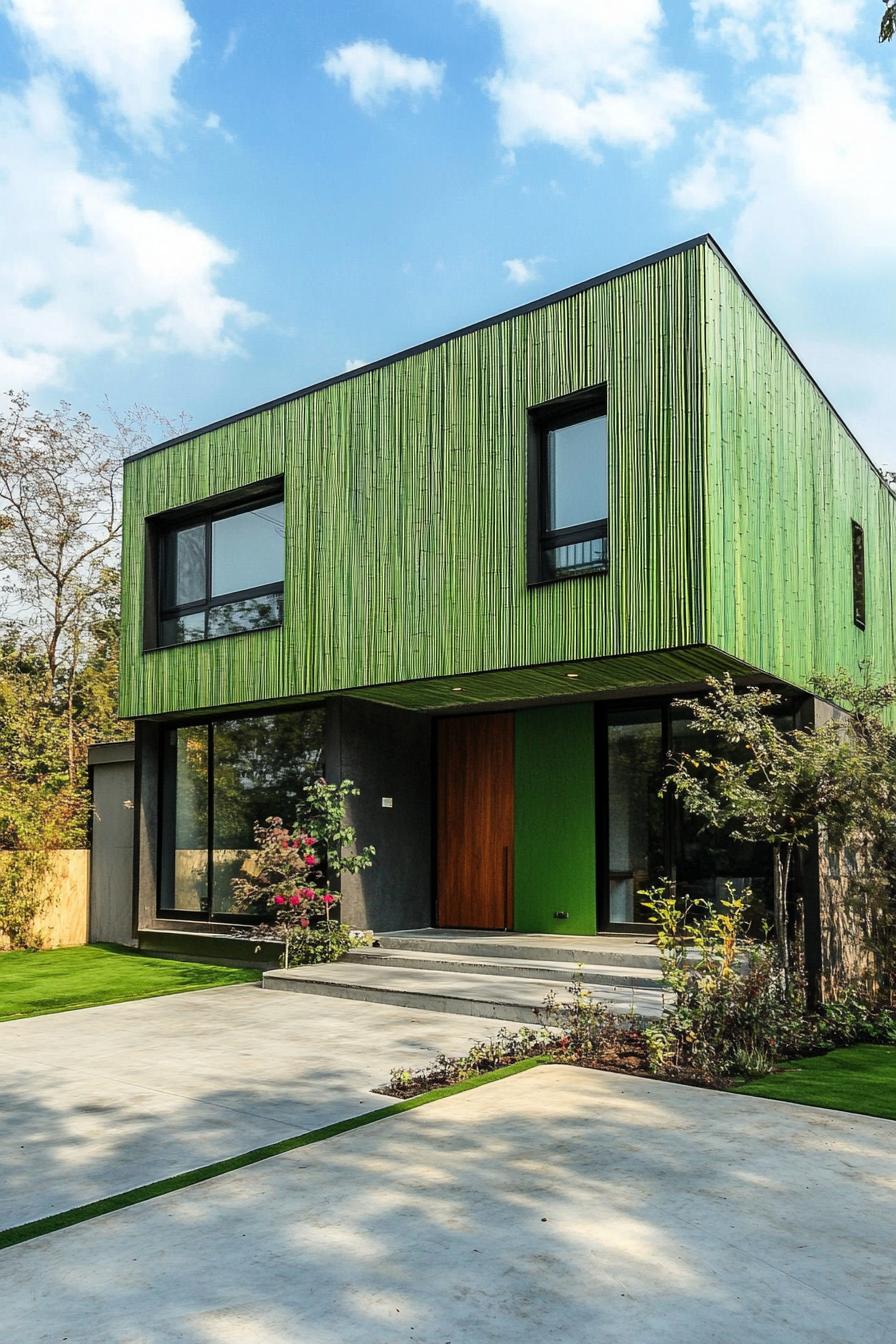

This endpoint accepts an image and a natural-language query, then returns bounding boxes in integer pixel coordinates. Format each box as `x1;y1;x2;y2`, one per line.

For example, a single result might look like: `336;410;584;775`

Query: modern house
120;235;896;999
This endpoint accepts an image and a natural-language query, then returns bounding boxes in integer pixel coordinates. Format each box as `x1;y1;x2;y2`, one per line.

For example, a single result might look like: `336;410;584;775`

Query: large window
154;487;285;648
602;702;784;931
158;707;325;919
528;390;608;583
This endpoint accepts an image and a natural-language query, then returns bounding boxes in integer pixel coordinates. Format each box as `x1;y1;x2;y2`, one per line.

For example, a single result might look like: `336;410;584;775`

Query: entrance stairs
262;928;672;1023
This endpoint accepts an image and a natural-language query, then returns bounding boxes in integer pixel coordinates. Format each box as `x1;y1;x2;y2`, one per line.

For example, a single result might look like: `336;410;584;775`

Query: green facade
120;243;706;719
702;250;896;694
514;706;596;935
120;235;896;722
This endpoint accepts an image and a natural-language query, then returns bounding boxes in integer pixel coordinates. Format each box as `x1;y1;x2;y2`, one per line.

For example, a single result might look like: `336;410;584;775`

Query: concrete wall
89;741;136;946
331;698;433;932
0;850;90;950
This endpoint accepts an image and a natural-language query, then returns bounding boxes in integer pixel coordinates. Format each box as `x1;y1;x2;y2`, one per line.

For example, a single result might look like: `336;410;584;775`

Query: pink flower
299;917;310;929
323;893;335;905
289;895;301;906
305;854;315;866
273;895;285;905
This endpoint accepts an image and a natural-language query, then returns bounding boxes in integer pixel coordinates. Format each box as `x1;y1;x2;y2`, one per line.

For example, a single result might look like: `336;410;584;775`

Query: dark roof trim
126;234;711;463
127;231;887;486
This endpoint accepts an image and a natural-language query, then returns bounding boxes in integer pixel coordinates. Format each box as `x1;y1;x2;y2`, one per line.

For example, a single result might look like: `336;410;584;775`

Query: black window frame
527;386;609;586
157;702;327;923
851;519;866;631
144;476;285;652
596;694;799;933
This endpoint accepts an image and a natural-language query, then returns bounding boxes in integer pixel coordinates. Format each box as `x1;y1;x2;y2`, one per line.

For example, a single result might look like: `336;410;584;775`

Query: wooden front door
436;713;514;929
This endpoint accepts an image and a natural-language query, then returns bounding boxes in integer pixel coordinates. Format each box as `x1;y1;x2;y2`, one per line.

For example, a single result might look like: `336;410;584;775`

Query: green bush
642;884;819;1083
281;923;372;966
817;990;896;1046
0;851;51;950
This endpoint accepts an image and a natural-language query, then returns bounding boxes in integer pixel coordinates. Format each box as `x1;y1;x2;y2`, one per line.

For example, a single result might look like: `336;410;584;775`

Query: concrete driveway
0;982;504;1230
2;1065;893;1343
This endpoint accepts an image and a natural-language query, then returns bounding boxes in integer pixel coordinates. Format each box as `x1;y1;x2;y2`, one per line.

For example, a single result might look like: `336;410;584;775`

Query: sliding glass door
600;701;783;932
159;706;325;919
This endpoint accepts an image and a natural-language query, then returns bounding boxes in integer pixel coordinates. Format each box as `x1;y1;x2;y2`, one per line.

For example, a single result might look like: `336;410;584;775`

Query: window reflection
159;708;325;918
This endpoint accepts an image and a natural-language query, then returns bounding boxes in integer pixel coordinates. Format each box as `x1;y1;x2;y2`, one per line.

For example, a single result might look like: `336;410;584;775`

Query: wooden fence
0;850;90;951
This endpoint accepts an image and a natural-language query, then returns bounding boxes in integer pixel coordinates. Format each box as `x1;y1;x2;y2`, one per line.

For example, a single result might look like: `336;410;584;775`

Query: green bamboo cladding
119;245;706;718
119;237;896;720
701;249;896;693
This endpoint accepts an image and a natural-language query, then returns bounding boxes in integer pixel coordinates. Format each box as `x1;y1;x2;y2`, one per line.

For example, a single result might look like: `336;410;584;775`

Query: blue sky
1;1;894;465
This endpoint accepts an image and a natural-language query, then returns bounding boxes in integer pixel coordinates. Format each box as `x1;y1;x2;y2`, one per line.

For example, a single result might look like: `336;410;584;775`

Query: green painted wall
702;249;896;699
514;705;596;935
120;245;706;719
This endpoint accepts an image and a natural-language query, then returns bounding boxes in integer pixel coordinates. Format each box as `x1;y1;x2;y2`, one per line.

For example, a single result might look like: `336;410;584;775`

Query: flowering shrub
232;777;375;967
641;884;818;1082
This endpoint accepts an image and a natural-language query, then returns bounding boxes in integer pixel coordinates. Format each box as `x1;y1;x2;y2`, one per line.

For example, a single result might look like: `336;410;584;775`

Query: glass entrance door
599;700;784;932
604;708;665;930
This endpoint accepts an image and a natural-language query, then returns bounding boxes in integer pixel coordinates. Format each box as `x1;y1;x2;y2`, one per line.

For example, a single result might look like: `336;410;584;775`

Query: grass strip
0;944;262;1024
733;1044;896;1121
0;1056;550;1252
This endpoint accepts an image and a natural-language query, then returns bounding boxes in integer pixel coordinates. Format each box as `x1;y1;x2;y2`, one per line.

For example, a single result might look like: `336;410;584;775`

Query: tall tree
883;2;895;42
0;392;180;838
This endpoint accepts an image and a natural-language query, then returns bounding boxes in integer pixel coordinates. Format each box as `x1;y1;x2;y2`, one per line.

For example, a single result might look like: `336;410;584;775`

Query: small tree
232;778;375;966
666;675;856;978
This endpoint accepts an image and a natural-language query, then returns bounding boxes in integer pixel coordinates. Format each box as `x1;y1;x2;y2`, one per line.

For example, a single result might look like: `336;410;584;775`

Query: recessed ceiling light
452;686;463;692
567;673;579;679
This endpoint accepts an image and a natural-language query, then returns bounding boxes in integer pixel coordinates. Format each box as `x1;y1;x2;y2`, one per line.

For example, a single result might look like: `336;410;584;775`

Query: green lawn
0;944;261;1022
734;1045;896;1121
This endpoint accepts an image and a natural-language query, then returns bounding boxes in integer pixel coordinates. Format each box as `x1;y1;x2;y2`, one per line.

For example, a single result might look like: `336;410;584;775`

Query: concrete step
374;928;670;970
344;946;666;991
262;962;667;1024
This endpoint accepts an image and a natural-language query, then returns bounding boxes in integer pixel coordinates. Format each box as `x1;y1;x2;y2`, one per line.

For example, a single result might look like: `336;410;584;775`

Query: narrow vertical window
528;389;608;584
851;520;865;631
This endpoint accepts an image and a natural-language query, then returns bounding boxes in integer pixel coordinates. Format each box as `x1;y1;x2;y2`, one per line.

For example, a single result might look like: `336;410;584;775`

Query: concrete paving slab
264;959;665;1020
0;983;506;1231
2;1066;894;1343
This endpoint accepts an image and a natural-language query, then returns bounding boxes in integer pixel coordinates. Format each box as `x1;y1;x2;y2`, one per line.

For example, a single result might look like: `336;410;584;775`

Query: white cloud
2;0;196;138
0;77;258;391
222;25;240;64
473;0;704;160
503;257;541;285
323;40;444;111
674;32;896;281
343;357;367;372
676;3;896;465
203;110;233;143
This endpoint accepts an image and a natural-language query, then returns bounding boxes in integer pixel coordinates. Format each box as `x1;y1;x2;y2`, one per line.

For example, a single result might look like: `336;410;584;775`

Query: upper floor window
153;487;285;648
528;389;608;584
852;519;865;631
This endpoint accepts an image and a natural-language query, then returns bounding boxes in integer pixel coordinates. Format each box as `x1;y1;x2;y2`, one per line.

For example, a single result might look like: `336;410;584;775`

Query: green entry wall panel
514;705;597;936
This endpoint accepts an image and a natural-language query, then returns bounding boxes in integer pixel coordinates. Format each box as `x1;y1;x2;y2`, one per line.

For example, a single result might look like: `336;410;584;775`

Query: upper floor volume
119;234;896;721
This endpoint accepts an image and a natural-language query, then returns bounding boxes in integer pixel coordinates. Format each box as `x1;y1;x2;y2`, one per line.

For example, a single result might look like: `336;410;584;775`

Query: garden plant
232;777;374;966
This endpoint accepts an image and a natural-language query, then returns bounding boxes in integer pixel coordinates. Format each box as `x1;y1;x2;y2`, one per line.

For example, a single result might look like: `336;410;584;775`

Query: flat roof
126;232;884;484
